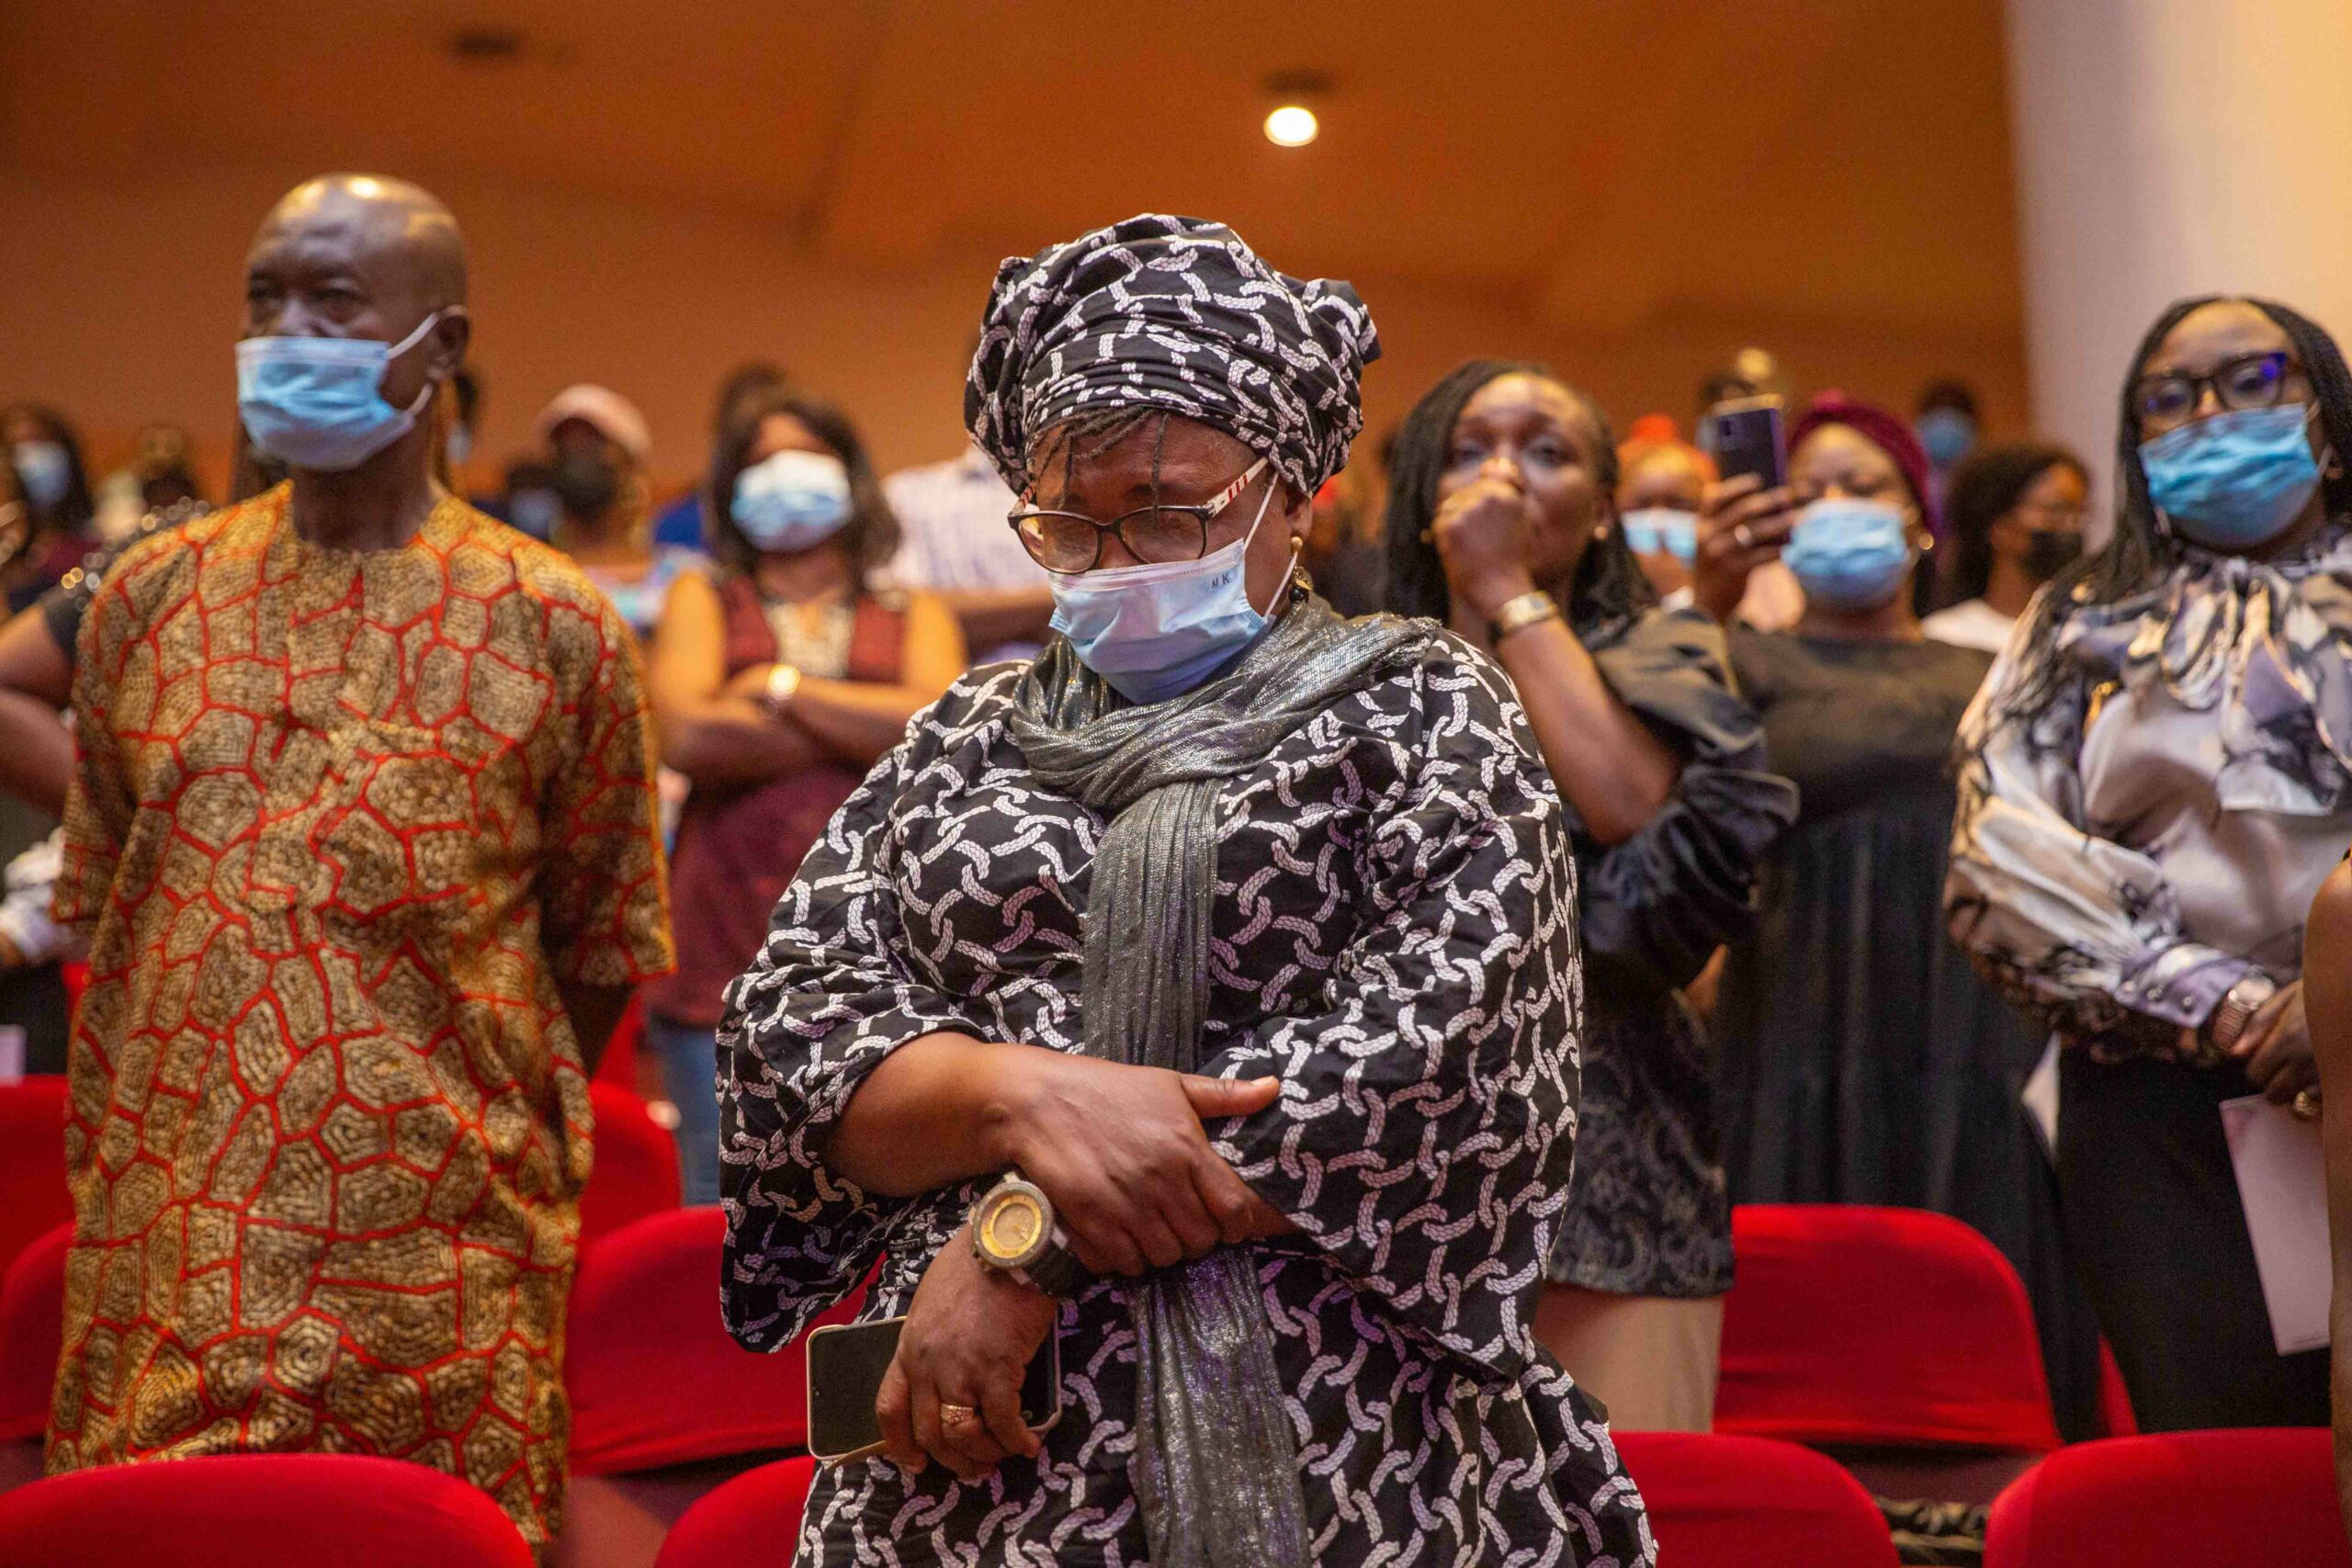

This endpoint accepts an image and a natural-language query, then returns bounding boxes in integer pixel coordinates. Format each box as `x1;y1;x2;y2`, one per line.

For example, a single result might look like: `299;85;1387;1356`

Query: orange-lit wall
6;164;2027;502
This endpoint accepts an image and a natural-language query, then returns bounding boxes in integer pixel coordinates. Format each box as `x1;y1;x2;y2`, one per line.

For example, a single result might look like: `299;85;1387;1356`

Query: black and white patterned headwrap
966;213;1380;497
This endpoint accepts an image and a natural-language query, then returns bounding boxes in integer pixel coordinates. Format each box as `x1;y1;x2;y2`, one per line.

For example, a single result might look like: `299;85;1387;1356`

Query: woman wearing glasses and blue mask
644;387;965;1204
717;216;1650;1567
1694;393;2103;1438
1950;296;2352;1430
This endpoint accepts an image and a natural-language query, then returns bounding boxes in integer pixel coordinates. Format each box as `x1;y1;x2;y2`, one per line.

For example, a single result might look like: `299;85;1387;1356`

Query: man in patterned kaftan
45;174;673;1546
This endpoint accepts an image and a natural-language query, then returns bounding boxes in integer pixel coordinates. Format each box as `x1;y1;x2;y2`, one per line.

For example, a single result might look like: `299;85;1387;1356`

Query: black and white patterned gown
718;639;1655;1567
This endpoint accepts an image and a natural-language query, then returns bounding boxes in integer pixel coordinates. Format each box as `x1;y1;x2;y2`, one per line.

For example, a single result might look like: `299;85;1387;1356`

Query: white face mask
235;310;444;471
733;449;854;552
1046;479;1282;704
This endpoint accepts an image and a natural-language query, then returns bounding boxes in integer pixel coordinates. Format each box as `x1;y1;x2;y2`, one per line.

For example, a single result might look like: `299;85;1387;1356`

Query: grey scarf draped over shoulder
1006;592;1431;1567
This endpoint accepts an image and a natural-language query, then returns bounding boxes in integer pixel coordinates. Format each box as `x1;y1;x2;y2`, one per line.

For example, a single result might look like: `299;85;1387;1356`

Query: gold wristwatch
763;662;803;716
1488;590;1561;645
970;1175;1084;1298
2207;973;2278;1053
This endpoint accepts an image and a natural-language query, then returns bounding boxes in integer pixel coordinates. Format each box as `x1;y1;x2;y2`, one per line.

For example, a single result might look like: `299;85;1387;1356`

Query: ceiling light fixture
1261;69;1331;149
1264;105;1318;147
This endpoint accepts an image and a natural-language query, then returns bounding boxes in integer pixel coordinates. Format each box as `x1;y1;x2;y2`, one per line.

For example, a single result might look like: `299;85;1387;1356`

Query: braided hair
1936;441;2086;610
2000;295;2352;724
1382;359;1655;639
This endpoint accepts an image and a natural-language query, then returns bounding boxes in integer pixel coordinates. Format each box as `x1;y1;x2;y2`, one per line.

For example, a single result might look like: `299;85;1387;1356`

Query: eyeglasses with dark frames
1009;456;1271;574
2134;351;2306;425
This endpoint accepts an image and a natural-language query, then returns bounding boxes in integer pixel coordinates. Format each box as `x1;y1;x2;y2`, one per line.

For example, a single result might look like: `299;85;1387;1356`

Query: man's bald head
254;174;468;310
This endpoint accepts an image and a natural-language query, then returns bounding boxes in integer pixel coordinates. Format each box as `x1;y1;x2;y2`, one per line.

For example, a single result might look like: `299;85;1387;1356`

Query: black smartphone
1706;396;1786;490
806;1315;1064;1466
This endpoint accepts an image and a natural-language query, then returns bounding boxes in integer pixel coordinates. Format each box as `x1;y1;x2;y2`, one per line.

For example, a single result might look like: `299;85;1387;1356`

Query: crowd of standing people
7;172;2351;1562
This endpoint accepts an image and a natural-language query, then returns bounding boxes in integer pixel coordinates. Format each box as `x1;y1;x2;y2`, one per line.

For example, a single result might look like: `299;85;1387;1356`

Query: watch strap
1488;590;1560;644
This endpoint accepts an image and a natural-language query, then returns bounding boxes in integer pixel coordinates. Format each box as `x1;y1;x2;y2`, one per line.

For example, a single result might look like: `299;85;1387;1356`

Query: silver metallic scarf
1007;591;1430;1566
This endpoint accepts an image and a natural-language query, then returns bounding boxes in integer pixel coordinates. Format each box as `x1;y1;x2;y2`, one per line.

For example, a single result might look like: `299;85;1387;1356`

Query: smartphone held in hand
806;1315;1065;1466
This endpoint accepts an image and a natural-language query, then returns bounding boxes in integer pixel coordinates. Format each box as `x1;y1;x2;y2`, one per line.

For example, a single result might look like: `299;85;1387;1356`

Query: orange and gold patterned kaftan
47;488;674;1543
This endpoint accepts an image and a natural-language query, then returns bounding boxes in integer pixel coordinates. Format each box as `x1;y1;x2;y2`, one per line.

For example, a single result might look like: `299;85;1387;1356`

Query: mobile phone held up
806;1315;1065;1467
1706;396;1786;491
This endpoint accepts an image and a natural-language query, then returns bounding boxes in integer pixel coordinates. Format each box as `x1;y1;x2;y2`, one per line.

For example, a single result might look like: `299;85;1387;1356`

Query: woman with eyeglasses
1381;361;1794;1432
1949;297;2352;1430
644;386;965;1203
1921;442;2091;653
1692;393;2101;1437
718;218;1650;1567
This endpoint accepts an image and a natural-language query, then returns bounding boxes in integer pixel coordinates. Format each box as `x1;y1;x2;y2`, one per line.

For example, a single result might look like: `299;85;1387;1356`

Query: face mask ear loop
389;310;447;417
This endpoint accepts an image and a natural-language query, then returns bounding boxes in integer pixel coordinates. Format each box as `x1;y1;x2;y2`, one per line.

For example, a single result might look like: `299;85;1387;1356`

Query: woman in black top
1385;360;1795;1431
1694;391;2100;1438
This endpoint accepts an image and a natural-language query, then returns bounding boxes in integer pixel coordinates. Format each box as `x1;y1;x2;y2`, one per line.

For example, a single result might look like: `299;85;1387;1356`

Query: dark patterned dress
719;639;1654;1567
1547;607;1794;1299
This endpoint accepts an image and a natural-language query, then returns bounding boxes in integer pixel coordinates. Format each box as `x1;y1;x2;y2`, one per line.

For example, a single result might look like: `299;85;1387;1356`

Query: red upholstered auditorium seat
552;1207;858;1568
581;1082;681;1243
0;1224;70;1495
1618;1431;1901;1568
594;995;646;1089
1717;1204;2061;1502
1986;1429;2348;1568
0;1078;71;1283
651;1456;818;1568
0;1452;533;1567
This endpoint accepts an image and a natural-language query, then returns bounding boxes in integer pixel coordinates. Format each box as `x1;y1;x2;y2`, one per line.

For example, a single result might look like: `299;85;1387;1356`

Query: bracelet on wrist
1487;590;1560;645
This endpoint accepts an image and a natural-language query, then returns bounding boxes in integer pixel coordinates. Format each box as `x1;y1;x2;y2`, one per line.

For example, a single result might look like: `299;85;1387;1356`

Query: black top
1549;606;1794;1297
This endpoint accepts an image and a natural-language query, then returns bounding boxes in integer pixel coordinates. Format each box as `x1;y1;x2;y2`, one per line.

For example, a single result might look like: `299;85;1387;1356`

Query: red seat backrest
565;1208;858;1476
1987;1429;2347;1568
650;1456;817;1568
0;1224;71;1443
0;1081;71;1284
0;1451;532;1567
1718;1203;2061;1452
581;1083;680;1244
1619;1430;1901;1568
594;997;644;1090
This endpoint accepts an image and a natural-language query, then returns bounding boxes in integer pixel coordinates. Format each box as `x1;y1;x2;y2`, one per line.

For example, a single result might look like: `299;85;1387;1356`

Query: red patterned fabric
579;1083;679;1243
566;1207;858;1475
1987;1429;2346;1567
1718;1204;2061;1451
1619;1431;1900;1567
49;491;676;1543
651;1455;818;1568
0;1225;70;1442
0;1451;532;1566
0;1080;69;1283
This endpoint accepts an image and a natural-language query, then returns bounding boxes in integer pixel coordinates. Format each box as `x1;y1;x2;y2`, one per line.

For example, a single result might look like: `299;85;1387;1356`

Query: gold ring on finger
1734;523;1757;550
2295;1086;2324;1121
939;1403;979;1427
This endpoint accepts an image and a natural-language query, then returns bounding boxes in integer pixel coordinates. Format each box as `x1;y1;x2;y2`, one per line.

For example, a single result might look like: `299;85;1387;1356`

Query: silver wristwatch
2208;974;2278;1053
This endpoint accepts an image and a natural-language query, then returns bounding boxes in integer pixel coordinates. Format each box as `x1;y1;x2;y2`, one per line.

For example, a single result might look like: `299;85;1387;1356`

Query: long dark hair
1382;359;1655;639
2;402;96;535
706;388;900;590
1936;441;2086;609
2002;295;2352;723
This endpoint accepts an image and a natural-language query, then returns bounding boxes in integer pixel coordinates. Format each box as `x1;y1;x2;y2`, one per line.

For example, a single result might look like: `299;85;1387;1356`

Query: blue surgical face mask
1049;478;1281;705
733;449;854;552
10;441;71;511
1784;496;1916;611
1621;505;1698;563
2139;404;2324;550
1917;408;1977;468
236;310;444;472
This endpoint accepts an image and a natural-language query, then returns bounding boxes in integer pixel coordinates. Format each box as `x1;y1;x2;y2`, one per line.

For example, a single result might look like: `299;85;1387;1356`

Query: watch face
979;1189;1047;1267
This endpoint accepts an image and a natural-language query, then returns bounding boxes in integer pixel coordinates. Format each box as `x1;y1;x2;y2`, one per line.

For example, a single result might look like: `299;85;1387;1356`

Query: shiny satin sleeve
1201;652;1579;1381
715;688;979;1353
1945;633;2252;1051
1577;607;1797;995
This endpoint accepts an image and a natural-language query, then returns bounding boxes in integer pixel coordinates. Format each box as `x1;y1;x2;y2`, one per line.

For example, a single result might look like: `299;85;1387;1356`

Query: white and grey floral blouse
1947;530;2352;1055
717;644;1654;1567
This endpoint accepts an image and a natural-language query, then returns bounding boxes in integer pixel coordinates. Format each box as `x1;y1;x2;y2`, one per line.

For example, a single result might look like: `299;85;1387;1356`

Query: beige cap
532;384;651;464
